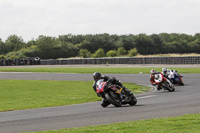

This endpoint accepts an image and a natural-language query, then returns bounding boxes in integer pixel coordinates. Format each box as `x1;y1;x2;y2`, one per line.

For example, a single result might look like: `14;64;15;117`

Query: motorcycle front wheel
129;94;137;106
105;91;121;107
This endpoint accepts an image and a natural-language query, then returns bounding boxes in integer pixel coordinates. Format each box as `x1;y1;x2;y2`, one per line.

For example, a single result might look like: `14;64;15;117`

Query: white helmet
162;68;167;73
150;69;156;75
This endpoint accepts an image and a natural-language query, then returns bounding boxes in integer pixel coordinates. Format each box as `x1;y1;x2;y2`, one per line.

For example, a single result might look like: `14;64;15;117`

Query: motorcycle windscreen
154;74;163;83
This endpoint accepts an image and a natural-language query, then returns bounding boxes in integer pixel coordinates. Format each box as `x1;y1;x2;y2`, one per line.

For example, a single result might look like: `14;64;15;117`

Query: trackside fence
40;56;200;65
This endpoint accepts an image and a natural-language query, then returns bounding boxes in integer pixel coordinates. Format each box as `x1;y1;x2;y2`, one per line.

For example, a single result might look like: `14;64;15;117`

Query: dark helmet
93;72;102;81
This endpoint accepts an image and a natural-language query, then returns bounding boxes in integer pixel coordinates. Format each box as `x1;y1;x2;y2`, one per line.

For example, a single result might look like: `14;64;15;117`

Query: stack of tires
0;57;41;66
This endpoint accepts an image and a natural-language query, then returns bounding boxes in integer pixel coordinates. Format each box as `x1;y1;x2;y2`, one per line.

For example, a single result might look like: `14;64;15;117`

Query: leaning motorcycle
154;73;175;92
96;79;137;107
168;71;184;85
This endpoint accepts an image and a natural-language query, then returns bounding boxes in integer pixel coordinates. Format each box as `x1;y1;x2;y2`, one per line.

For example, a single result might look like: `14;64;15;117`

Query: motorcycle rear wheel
105;91;121;107
168;87;175;92
163;82;175;92
167;84;175;92
175;78;184;85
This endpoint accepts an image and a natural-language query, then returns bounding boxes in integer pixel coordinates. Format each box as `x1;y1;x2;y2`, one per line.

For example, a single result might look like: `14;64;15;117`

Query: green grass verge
26;113;200;133
0;67;200;73
0;79;149;112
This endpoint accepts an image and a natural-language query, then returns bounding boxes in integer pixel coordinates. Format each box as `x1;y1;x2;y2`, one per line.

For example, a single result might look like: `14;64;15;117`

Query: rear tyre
163;82;175;92
178;79;184;86
105;91;121;107
167;84;175;92
168;87;175;92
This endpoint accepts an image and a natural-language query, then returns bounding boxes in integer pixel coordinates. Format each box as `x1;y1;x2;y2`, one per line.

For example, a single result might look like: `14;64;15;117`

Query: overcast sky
0;0;200;42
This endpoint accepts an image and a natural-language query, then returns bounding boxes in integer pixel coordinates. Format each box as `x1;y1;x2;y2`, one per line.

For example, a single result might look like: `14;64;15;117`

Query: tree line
0;33;200;59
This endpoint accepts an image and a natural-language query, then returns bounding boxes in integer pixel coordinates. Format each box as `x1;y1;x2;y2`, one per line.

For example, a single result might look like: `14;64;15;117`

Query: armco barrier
40;56;200;65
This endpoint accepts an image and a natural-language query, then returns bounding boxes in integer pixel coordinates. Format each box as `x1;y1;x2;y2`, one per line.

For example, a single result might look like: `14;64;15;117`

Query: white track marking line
137;95;157;99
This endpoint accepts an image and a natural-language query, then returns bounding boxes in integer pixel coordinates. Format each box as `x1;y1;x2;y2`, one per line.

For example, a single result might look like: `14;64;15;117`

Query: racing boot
156;85;162;90
101;99;110;107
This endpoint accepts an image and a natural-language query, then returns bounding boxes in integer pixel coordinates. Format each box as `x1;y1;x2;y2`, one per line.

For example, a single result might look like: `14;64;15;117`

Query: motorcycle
96;79;137;107
154;73;175;92
168;70;184;85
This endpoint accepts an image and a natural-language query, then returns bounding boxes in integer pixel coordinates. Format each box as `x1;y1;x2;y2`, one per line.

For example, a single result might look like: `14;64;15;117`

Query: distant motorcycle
154;73;175;92
96;79;137;107
168;71;184;85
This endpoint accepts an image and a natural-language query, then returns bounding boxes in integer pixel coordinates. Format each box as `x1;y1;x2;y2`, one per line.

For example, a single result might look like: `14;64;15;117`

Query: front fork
114;87;124;100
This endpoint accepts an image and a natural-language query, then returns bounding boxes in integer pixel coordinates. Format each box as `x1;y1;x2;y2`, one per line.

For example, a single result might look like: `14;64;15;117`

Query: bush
79;49;91;58
5;51;25;59
92;48;105;58
0;55;5;59
117;47;126;55
128;48;138;57
106;50;117;57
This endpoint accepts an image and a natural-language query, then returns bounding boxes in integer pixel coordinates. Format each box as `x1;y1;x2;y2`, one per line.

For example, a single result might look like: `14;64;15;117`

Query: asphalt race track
0;72;200;133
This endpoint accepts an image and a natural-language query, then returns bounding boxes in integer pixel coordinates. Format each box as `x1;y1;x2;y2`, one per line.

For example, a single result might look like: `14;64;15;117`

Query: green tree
121;35;137;50
188;39;200;53
35;35;59;59
59;42;78;58
76;40;92;51
0;39;6;54
135;34;154;54
5;35;25;53
92;48;105;58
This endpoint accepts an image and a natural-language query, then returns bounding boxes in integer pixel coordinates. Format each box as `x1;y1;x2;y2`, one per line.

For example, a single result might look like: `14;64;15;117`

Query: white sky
0;0;200;42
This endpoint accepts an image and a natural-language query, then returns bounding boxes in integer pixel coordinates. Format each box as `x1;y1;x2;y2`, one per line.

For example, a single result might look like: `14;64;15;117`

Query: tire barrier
40;56;200;65
0;57;41;66
1;56;199;66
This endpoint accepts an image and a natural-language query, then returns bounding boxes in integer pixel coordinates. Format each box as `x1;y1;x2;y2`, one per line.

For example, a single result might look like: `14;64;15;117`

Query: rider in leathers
150;69;162;90
161;68;169;79
92;72;132;107
162;67;183;78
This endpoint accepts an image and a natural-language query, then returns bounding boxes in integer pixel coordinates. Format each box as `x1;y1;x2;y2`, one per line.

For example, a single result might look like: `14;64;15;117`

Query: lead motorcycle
154;73;175;92
96;79;137;107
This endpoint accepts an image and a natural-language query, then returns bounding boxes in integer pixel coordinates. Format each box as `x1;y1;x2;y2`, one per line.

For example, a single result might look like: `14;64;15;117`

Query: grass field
26;113;200;133
0;67;200;74
0;79;149;112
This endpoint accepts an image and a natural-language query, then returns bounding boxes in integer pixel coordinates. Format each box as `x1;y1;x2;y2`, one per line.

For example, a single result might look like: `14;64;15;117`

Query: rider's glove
108;77;116;83
111;77;116;82
97;93;101;97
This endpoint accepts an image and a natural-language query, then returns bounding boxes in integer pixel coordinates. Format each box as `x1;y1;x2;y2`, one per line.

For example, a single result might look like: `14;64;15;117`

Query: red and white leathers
150;72;162;90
